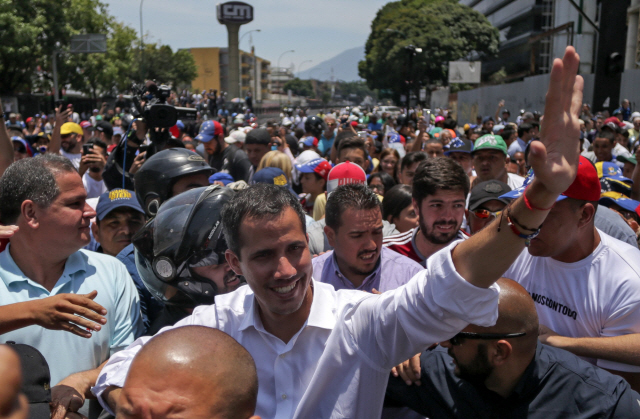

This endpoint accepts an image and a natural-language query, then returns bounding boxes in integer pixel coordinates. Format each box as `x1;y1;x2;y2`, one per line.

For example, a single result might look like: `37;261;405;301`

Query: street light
405;45;422;108
140;0;144;81
277;49;295;105
298;60;313;78
238;29;261;98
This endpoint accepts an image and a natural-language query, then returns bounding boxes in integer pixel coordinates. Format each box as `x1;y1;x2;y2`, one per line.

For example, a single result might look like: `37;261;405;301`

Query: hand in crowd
538;324;562;346
31;291;107;338
50;385;86;419
55;106;72;128
78;149;106;177
128;151;146;175
528;47;583;199
0;226;18;240
391;353;422;386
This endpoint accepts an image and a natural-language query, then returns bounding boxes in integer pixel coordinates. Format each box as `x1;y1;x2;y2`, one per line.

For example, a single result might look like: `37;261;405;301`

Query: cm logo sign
217;2;254;24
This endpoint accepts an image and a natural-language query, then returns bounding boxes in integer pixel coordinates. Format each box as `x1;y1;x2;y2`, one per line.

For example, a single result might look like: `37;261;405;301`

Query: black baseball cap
444;138;474;156
5;342;51;419
468;180;511;211
95;121;113;137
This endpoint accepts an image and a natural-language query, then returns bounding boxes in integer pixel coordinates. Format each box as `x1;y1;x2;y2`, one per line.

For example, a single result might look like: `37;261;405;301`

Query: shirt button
282;394;287;400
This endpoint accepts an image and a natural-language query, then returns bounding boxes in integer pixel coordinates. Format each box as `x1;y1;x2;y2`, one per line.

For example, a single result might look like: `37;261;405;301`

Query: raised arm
0;99;15;176
453;46;583;288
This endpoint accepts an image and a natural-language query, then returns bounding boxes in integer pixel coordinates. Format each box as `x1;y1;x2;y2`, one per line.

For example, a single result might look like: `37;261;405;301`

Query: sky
103;0;389;74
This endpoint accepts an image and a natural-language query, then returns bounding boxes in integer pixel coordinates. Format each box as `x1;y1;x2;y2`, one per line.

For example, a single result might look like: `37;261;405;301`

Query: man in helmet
196;120;251;182
133;185;243;334
117;148;214;333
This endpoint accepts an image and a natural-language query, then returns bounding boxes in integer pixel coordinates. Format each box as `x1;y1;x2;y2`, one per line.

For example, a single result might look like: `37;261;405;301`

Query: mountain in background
297;46;365;82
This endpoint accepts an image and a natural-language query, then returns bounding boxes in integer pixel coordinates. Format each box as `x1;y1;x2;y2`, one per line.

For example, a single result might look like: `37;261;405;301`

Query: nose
83;202;97;219
275;256;297;280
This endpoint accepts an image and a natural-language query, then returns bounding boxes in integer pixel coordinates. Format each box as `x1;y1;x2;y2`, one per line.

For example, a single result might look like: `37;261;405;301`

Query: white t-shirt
507;172;525;190
82;172;108;199
504;230;640;372
60;149;82;170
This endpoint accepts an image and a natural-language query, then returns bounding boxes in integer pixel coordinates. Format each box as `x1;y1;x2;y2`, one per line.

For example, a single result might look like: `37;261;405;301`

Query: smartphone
423;108;431;121
55;99;65;109
82;144;93;155
357;131;368;138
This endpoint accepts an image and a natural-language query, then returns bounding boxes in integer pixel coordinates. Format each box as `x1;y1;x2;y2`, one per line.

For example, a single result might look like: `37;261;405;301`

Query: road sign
217;2;254;24
70;34;107;54
448;61;481;84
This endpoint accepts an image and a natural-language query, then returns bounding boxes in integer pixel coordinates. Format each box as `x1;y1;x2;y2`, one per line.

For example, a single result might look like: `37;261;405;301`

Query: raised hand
31;291;107;338
528;46;583;196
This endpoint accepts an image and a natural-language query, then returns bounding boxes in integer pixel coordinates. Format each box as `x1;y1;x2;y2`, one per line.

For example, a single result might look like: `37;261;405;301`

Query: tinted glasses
449;332;526;346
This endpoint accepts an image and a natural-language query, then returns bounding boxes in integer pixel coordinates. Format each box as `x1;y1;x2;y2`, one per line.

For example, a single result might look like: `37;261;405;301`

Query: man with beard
313;183;423;292
56;122;85;169
385;278;640;418
472;134;525;190
384;158;469;266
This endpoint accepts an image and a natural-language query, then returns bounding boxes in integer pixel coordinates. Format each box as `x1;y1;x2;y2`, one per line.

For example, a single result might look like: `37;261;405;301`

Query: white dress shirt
93;241;499;419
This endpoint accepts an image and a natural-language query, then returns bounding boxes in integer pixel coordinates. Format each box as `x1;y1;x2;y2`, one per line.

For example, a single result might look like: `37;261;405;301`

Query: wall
455;72;595;124
189;48;221;92
620;69;640;110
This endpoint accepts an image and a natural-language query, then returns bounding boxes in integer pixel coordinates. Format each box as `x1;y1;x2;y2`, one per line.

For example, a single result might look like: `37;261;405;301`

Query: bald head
0;345;27;419
118;326;258;419
468;278;539;355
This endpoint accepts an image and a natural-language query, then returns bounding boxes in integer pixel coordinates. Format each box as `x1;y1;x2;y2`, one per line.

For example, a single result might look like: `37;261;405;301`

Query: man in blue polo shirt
314;183;423;293
0;154;143;418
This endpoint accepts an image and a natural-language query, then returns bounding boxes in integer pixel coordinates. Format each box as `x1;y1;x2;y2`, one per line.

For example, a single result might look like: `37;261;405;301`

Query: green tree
358;0;499;103
0;0;196;96
283;78;313;97
140;44;198;90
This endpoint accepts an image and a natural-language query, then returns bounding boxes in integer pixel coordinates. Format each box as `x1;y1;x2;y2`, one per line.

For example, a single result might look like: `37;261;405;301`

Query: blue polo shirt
0;245;143;385
312;247;423;293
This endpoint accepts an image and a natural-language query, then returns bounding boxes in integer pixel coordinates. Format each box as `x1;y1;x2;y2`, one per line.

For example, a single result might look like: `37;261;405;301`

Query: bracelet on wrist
523;185;555;211
506;208;541;247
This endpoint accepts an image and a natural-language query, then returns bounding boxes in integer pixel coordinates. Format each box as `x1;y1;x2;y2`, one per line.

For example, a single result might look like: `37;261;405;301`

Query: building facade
188;47;270;101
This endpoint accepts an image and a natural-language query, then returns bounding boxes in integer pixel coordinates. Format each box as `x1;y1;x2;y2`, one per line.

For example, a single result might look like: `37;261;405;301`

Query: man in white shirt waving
86;47;586;419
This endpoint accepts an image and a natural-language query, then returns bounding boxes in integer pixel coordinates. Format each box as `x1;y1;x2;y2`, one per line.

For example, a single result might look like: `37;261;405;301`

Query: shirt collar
237;279;337;333
0;245;87;289
329;252;381;290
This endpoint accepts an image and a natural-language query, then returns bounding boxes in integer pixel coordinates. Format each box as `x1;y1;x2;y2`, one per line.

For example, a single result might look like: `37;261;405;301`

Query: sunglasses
449;332;527;346
470;209;501;219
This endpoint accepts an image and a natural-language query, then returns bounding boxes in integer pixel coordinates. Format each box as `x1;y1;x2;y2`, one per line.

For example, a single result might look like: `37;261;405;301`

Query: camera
131;82;196;129
82;143;93;155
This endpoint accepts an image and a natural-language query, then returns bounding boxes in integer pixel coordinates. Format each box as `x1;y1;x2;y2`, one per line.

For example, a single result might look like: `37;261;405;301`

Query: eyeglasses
369;184;384;193
449;332;527;346
470;209;501;219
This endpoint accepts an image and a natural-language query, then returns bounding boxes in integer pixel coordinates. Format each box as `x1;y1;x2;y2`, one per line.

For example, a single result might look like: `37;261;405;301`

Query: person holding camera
79;139;109;199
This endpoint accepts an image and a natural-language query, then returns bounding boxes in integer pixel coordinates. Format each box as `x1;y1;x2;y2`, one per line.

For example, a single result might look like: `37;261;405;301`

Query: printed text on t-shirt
530;292;577;320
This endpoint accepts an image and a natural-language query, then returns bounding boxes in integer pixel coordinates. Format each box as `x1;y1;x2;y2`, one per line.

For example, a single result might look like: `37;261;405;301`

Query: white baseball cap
224;130;246;144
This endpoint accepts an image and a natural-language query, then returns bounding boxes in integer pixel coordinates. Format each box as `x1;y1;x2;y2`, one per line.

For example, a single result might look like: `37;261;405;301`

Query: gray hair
0;154;77;224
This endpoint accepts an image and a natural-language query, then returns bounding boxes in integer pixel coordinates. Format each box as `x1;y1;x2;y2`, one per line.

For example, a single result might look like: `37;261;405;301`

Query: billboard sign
70;34;107;54
217;2;253;24
448;61;481;84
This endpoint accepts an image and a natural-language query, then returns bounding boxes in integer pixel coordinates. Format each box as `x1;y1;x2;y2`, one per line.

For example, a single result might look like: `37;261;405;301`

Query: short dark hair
412;157;470;203
0;154;77;224
337;136;367;159
596;129;616;144
443;118;457;129
501;126;515;140
518;123;533;138
382;184;413;222
401;152;428;171
221;183;306;258
325;184;381;232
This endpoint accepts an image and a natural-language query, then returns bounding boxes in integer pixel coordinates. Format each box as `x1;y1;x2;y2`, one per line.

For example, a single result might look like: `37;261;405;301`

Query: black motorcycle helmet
133;185;241;308
305;115;326;138
134;148;214;216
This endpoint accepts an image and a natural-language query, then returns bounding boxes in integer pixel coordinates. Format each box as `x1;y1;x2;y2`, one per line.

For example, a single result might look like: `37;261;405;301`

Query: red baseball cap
326;161;367;194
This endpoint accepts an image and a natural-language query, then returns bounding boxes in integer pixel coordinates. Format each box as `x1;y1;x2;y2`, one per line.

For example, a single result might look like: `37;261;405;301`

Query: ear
465;209;469;220
491;340;513;367
324;225;336;248
91;222;100;243
578;202;596;228
364;159;370;172
20;200;39;229
225;249;243;276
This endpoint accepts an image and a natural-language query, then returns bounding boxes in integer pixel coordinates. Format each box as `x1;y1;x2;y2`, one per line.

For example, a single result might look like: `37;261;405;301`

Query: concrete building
460;0;597;79
269;67;295;97
188;47;270;101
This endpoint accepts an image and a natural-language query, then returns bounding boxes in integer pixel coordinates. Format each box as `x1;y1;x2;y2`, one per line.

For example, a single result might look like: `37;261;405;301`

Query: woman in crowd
374;148;401;182
367;172;396;198
382;184;419;233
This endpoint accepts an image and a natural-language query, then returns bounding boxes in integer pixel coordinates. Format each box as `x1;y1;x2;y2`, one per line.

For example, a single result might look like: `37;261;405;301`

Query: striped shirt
383;227;468;267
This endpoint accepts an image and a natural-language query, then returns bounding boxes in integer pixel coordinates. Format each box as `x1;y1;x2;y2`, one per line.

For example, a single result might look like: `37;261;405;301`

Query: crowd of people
1;47;640;419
